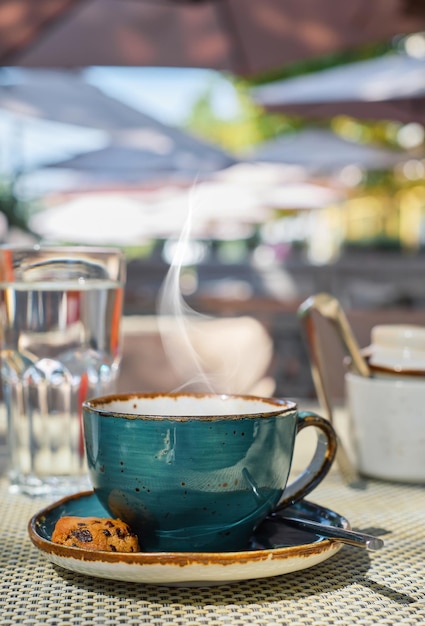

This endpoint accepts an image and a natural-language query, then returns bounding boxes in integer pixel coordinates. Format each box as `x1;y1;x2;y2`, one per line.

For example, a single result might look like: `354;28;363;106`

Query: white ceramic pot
345;371;425;483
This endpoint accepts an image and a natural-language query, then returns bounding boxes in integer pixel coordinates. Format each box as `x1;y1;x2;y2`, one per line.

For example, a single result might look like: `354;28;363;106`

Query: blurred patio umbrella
29;193;151;244
29;177;344;245
136;182;274;240
0;69;160;130
251;128;408;174
252;51;425;124
130;180;344;239
0;70;236;179
261;182;344;210
29;182;271;243
0;1;424;75
42;137;236;184
214;161;308;185
0;69;235;160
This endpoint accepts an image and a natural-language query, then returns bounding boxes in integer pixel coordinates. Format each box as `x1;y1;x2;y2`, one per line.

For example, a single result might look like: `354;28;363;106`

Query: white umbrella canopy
44;140;236;182
137;182;274;240
262;182;344;210
250;128;409;174
132;180;344;239
29;174;345;245
0;69;236;177
0;69;172;130
213;161;308;185
29;194;153;245
28;183;272;244
252;51;425;125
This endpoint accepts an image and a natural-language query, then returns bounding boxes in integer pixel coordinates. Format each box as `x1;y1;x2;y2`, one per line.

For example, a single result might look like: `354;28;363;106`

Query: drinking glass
0;245;126;496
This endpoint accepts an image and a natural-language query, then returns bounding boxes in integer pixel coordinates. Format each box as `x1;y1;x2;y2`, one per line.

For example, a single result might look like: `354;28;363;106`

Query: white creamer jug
346;323;425;483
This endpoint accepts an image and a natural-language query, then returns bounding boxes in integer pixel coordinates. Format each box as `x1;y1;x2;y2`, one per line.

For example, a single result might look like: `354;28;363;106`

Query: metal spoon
298;293;371;378
270;514;384;551
297;293;368;488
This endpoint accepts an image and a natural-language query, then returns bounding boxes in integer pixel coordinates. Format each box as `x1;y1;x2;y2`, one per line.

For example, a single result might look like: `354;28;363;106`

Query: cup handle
275;411;338;511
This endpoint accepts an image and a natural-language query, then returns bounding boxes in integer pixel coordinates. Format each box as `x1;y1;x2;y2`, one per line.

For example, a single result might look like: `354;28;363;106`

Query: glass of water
0;245;126;496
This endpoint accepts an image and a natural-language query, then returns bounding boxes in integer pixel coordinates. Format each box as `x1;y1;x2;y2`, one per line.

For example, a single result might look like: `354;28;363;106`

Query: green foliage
0;178;34;234
248;41;395;86
183;76;307;152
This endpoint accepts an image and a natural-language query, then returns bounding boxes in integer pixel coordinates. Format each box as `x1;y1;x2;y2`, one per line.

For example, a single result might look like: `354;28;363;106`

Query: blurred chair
117;315;275;396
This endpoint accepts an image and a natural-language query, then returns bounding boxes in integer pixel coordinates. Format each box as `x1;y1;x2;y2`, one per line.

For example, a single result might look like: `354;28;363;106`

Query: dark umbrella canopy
0;0;425;75
252;52;425;124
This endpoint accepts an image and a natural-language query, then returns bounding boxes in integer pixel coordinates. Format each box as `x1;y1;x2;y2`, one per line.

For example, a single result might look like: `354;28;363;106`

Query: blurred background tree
183;77;305;153
0;176;36;235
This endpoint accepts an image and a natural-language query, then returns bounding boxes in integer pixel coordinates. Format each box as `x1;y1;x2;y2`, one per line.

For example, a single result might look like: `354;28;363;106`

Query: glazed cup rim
82;392;297;421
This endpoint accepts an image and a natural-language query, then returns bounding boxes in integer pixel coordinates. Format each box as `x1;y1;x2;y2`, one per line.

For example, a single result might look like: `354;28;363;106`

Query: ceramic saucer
28;491;349;586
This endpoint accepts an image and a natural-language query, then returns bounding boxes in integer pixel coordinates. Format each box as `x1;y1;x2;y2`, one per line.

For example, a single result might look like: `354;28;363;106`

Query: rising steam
157;184;274;395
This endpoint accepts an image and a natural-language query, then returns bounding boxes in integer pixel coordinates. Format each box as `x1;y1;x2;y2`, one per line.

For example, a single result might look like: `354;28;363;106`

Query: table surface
1;405;425;626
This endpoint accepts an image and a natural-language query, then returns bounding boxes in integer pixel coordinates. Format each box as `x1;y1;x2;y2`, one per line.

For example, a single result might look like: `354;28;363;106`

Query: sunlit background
1;33;424;270
0;3;425;399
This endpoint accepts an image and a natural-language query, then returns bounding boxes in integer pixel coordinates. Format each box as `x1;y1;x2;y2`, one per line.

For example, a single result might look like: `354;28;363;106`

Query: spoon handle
273;515;384;551
297;293;367;488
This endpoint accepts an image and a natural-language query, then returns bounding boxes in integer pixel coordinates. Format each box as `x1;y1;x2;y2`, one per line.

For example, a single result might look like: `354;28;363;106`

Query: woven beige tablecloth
1;412;425;625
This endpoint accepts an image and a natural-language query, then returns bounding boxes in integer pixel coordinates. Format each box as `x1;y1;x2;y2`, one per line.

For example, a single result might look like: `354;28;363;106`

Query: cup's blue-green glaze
83;393;336;552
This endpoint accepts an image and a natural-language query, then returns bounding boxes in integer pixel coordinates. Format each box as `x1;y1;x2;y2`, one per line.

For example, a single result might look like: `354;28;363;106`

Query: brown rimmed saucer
28;491;349;587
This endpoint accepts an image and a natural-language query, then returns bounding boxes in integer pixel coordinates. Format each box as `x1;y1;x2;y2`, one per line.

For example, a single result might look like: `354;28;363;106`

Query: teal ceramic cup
83;393;337;552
